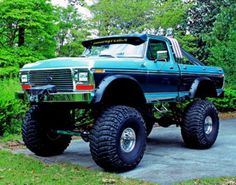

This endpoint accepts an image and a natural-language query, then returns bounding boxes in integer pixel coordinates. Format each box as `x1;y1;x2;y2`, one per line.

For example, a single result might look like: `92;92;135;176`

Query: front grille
29;69;73;92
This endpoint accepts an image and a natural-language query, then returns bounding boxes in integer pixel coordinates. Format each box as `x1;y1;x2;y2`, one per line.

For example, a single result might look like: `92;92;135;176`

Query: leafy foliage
0;47;46;78
0;47;45;67
206;3;236;86
186;0;230;35
0;66;19;79
175;32;198;55
209;88;236;112
0;0;57;58
186;0;233;61
0;79;27;136
89;0;190;36
55;5;88;57
151;0;190;30
90;0;154;35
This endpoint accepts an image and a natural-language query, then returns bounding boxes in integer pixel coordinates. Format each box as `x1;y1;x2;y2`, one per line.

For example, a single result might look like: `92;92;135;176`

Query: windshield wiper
79;55;86;57
99;54;116;58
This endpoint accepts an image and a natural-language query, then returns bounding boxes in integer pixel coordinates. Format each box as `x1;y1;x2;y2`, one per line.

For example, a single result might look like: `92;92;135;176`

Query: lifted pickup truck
18;34;224;172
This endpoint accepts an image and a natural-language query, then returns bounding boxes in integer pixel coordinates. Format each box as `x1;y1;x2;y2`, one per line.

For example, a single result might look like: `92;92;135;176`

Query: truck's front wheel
22;105;72;156
181;100;219;149
89;105;146;172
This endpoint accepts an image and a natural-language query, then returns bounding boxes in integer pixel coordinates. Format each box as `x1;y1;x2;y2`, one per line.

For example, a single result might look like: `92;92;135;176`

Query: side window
147;40;169;61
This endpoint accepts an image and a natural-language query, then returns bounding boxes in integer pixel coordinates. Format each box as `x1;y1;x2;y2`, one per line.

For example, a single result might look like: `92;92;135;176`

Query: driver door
145;39;180;101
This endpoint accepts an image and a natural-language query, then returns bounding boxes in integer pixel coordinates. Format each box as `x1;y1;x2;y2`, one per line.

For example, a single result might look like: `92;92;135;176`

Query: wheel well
195;80;217;98
101;79;146;108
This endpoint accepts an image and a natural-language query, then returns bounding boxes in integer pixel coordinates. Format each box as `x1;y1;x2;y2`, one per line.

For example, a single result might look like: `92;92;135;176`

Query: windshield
82;43;145;58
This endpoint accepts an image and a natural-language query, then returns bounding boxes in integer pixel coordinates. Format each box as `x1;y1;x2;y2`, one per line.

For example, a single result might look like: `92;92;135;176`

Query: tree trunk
18;26;25;47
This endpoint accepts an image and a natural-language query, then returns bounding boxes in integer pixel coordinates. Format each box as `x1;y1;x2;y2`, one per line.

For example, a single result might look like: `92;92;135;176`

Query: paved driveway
16;118;236;185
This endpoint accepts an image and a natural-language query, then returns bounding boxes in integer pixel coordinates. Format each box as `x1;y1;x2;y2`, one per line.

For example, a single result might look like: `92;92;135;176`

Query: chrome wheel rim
120;128;136;153
204;116;213;134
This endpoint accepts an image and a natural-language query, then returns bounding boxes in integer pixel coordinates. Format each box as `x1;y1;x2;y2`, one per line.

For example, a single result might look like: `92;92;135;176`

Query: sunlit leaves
55;5;88;56
0;0;57;58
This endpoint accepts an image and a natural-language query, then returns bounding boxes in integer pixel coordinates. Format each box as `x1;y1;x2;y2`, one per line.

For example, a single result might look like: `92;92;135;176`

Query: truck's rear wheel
89;105;146;172
181;100;219;149
22;105;72;156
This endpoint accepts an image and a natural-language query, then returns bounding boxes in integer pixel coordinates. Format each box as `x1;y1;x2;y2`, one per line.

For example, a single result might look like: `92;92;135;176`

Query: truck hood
21;57;145;71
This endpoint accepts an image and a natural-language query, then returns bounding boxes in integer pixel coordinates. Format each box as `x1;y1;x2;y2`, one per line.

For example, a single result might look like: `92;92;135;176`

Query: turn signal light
95;69;105;73
22;84;31;90
76;84;94;91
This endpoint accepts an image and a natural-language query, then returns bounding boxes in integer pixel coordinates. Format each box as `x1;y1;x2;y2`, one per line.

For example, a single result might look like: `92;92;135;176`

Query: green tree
186;0;232;61
90;0;154;36
186;0;230;35
89;0;190;36
207;3;236;87
0;0;57;59
55;5;88;57
152;0;190;30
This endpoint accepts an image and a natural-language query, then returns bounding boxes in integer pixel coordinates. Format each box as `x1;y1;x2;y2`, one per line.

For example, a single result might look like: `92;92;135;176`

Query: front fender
92;75;145;104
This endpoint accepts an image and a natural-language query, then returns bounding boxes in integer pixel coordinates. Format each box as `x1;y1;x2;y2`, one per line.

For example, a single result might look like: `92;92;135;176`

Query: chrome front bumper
16;91;93;103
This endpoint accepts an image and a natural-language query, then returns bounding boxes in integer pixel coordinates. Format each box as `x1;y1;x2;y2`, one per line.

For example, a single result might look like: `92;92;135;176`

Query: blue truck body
19;33;224;104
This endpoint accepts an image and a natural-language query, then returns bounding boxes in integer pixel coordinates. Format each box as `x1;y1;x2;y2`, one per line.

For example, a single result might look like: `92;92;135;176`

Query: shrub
0;47;46;79
0;78;27;136
0;66;19;79
209;88;236;112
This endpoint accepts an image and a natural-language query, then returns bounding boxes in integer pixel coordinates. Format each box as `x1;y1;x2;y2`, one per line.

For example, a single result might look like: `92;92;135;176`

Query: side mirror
156;50;168;62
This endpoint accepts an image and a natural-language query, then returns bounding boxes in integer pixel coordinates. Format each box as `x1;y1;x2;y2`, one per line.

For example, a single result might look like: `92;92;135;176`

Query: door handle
183;66;187;70
169;66;174;69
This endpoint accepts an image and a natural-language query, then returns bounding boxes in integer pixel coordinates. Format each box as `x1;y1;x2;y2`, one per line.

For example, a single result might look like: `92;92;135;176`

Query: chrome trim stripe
93;68;223;77
96;69;179;75
180;72;224;77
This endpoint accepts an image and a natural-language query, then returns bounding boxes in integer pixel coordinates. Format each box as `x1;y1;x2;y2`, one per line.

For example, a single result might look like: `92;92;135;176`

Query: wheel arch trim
189;77;217;98
92;75;146;105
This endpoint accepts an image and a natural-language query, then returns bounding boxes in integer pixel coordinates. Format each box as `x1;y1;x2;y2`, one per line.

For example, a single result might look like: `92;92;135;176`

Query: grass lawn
1;128;236;185
1;150;236;185
0;150;154;185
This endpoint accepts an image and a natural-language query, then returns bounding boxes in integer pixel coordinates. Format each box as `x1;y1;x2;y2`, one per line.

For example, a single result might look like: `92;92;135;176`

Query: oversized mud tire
89;105;146;172
181;100;219;149
22;105;72;156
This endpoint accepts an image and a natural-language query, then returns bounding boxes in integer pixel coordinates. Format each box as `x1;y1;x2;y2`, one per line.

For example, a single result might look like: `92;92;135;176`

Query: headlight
21;74;28;83
79;72;89;82
73;69;95;91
